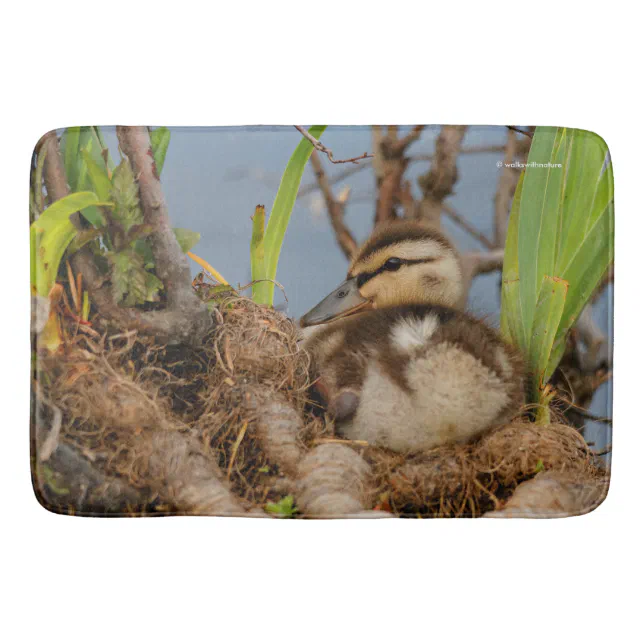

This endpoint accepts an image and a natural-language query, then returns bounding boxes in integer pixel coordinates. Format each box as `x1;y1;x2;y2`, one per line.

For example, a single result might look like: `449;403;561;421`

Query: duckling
299;220;524;453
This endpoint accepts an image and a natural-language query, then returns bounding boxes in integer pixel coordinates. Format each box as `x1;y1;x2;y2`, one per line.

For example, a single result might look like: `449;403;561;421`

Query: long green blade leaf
517;127;566;337
500;172;526;350
260;125;327;305
530;276;568;394
31;192;112;296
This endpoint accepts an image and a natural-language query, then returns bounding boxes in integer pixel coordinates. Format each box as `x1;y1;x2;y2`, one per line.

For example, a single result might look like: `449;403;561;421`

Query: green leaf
91;126;115;171
500;172;526;351
31;192;112;296
110;249;163;306
556;164;614;335
81;147;112;203
111;158;143;234
530;276;568;394
250;205;266;303
61;127;82;191
499;128;612;402
173;227;201;253
150;127;171;176
259;125;327;306
557;130;608;266
265;495;298;518
517;127;567;340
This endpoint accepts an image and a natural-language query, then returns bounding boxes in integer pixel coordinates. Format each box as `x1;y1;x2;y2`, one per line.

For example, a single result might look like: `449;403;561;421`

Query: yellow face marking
348;240;444;277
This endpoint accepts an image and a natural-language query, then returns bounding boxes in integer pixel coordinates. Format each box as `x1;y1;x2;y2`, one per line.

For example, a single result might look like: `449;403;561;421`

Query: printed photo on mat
29;125;613;518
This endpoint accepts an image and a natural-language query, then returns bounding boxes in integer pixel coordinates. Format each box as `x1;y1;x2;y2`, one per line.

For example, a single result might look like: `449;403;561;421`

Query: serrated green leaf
111;158;143;234
173;227;201;253
110;249;163;306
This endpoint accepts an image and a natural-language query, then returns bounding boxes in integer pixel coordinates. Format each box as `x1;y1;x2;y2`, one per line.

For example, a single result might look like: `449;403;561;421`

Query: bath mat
30;125;613;518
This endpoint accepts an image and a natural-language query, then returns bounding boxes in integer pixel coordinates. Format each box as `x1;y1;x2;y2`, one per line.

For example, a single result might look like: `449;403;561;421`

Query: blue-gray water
101;125;612;452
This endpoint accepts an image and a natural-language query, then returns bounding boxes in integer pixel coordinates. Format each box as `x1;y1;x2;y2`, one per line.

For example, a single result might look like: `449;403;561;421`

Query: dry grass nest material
33;295;608;518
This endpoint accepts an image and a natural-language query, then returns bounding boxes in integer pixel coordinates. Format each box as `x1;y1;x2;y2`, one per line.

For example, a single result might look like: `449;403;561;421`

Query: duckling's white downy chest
307;309;524;453
345;338;515;452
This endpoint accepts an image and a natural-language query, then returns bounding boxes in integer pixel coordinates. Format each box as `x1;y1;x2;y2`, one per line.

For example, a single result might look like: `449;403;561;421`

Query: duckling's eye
384;257;403;271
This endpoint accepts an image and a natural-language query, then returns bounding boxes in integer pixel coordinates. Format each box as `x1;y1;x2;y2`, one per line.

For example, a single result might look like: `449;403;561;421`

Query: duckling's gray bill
300;277;371;327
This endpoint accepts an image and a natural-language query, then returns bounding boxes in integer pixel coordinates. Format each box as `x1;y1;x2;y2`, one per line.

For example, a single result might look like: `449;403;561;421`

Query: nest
32;295;608;518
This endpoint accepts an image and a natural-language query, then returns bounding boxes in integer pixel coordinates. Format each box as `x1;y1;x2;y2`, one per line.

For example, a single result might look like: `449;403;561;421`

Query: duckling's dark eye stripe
355;258;437;288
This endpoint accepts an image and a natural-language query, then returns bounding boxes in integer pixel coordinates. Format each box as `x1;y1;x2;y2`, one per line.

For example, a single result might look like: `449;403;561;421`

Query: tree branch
297;145;506;199
372;125;425;225
40;129;211;345
506;125;534;139
417;125;468;226
459;249;505;305
309;150;358;260
442;203;494;250
293;126;373;164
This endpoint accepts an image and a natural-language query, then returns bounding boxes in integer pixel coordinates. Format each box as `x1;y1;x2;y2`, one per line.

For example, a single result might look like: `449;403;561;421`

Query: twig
309;150;358;260
577;306;611;370
506;126;534;139
442;203;494;250
592;444;612;456
459;249;505;304
389;125;425;155
297;145;506;199
227;422;249;479
293;126;373;164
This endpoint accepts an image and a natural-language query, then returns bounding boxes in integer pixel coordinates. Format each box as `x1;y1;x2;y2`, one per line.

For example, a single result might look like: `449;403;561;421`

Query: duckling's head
301;220;463;327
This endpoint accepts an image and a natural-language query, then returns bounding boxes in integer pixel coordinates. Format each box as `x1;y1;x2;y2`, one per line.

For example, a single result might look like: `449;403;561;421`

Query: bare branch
506;125;534;139
577;306;611;370
297;145;506;199
310;150;358;260
40;129;211;345
389;124;425;155
417;125;468;226
442;203;494;250
293;126;373;164
459;249;505;306
372;125;426;225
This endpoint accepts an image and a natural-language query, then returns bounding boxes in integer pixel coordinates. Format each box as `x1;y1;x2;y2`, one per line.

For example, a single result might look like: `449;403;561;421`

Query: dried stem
309;150;358;260
293;126;373;164
297;145;505;199
442;203;494;250
506;126;534;139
